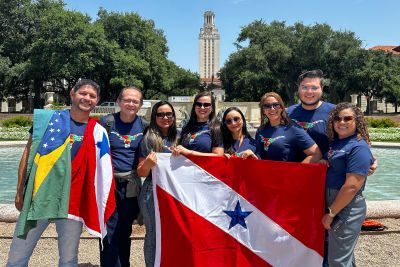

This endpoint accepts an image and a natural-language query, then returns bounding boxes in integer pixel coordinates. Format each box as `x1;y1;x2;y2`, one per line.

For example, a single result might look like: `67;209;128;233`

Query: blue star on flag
96;132;110;158
223;200;252;230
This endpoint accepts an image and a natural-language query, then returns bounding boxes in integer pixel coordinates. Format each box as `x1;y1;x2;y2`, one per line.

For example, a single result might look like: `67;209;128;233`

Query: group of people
7;69;376;267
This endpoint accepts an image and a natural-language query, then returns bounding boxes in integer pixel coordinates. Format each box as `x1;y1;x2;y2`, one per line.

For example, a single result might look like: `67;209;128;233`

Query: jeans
326;188;366;267
7;218;82;267
100;180;140;267
139;177;156;267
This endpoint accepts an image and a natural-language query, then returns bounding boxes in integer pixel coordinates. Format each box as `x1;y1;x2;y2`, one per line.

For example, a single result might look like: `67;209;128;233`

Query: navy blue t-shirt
69;119;87;159
326;135;373;191
225;136;256;154
181;122;222;153
100;113;145;172
255;123;316;162
287;102;335;156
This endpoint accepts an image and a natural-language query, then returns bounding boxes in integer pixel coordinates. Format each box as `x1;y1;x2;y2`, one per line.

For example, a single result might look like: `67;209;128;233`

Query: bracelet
327;207;336;218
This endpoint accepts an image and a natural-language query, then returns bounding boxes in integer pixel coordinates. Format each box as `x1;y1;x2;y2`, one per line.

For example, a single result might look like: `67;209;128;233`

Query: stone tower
199;11;220;83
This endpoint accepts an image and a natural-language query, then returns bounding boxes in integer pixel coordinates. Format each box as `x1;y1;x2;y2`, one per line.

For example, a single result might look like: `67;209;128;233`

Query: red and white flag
68;119;116;239
153;154;326;267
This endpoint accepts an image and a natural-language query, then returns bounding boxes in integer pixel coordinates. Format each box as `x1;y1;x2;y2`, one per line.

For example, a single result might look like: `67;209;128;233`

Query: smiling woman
255;92;322;163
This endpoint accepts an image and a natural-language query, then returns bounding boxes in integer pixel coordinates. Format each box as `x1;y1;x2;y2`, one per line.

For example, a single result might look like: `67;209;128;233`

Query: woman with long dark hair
221;107;256;157
321;103;373;266
137;101;178;267
255;92;321;162
174;91;224;156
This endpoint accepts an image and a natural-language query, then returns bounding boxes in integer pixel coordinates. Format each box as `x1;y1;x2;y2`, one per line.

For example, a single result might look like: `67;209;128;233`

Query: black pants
100;181;140;267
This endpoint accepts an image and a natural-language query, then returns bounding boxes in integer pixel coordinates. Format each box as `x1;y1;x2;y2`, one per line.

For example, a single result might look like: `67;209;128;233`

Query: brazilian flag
17;109;71;238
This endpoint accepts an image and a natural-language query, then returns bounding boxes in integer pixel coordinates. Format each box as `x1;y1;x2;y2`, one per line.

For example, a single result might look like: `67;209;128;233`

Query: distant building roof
369;45;400;55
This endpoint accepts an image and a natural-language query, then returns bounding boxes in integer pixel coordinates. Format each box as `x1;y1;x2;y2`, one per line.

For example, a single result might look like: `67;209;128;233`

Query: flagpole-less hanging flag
152;154;327;267
68;118;116;239
17;109;71;238
17;109;115;240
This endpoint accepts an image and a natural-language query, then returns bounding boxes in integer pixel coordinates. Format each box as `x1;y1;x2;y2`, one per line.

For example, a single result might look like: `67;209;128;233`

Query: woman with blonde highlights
254;92;321;162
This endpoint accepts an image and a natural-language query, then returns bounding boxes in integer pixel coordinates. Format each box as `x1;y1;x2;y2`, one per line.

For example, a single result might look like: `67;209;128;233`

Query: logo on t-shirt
292;119;324;131
327;148;346;160
189;130;209;144
111;131;143;148
259;135;285;151
69;134;83;148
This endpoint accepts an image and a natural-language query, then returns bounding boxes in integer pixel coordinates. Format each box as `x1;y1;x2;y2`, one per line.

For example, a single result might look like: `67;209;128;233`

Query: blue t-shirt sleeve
346;144;372;176
292;123;316;151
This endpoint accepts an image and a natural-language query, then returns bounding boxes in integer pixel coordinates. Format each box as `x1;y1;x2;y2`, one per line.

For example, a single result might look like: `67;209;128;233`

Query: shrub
365;117;398;128
1;116;32;127
0;126;30;140
369;127;400;142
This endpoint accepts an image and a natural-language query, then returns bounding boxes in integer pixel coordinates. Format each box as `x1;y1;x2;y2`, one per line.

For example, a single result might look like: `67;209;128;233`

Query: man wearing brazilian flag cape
7;79;116;266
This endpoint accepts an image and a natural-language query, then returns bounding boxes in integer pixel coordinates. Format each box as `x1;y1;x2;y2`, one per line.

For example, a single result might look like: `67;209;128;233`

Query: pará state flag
68;118;116;239
152;154;327;267
17;109;71;238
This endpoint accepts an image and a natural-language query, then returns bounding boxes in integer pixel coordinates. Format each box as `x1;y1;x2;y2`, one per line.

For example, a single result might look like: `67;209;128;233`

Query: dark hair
259;92;291;129
297;69;324;88
221;107;251;153
180;91;222;147
117;86;143;105
326;102;370;145
143;101;178;152
73;79;100;96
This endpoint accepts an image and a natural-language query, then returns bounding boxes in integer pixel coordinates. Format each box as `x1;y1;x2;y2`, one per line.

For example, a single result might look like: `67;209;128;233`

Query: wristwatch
327;207;336;218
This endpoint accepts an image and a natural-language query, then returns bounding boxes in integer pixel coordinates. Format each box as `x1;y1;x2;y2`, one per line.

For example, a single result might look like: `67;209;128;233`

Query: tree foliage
0;0;198;108
220;20;399;110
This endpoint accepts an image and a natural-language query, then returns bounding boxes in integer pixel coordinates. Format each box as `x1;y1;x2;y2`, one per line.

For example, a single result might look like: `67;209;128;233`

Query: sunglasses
225;116;241;125
194;102;212;108
156;112;174;119
262;103;281;110
333;115;354;123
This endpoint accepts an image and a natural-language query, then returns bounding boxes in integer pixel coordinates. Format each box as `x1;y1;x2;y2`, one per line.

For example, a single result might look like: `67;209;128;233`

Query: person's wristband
327;207;336;218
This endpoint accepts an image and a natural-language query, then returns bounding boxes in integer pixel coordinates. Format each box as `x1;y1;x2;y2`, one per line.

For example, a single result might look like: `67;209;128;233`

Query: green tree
352;50;393;114
220;20;363;104
95;9;199;101
381;57;400;113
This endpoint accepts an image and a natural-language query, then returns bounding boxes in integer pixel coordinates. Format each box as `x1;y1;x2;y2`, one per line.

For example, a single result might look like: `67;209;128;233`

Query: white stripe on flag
153;154;322;267
94;123;113;239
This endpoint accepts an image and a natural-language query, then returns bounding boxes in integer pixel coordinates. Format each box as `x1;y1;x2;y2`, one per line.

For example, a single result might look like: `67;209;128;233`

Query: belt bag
114;170;141;198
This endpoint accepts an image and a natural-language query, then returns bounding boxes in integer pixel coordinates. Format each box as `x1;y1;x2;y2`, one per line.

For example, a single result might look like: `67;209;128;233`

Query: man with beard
286;70;334;157
7;79;109;266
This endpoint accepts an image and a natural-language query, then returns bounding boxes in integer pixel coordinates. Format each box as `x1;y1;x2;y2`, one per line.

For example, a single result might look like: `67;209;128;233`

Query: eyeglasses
121;98;140;105
225;116;241;125
156;112;174;119
333;115;354;123
300;85;321;91
262;103;281;110
194;102;212;108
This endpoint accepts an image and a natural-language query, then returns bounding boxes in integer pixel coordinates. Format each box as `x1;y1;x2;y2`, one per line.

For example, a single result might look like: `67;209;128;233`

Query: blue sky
64;0;399;73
